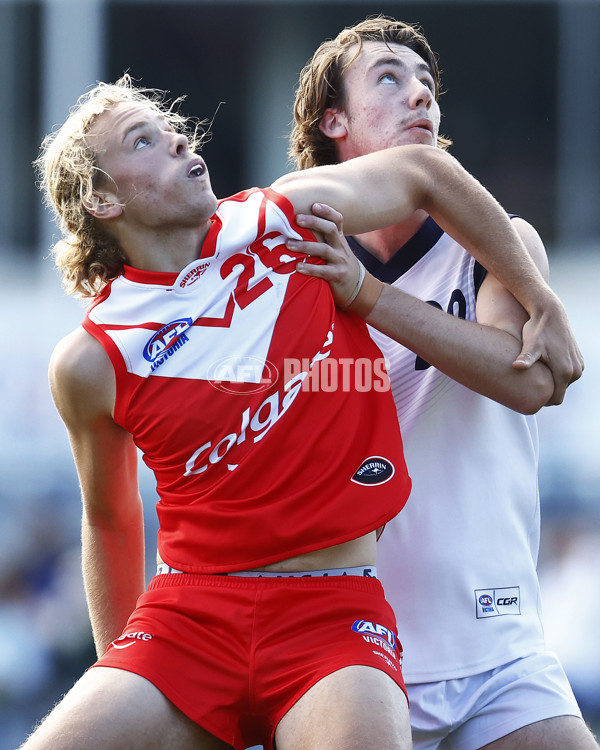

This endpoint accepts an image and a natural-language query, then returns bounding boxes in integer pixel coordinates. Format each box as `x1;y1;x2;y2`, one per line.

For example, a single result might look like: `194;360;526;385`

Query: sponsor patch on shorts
475;587;521;618
351;457;395;486
351;619;401;669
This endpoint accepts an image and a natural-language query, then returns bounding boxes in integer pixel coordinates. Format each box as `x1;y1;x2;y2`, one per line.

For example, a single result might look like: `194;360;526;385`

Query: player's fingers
287;237;333;261
295;259;334;279
512;353;535;371
514;320;545;371
545;390;565;407
545;372;568;406
545;354;583;405
296;213;342;245
572;348;585;382
310;203;344;233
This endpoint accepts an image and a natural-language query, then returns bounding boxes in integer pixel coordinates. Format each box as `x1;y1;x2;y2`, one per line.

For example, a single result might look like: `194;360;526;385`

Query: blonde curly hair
290;15;452;171
35;74;206;297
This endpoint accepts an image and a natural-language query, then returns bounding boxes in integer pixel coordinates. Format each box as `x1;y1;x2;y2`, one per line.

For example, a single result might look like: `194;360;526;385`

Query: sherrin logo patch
351;456;395;486
178;261;210;289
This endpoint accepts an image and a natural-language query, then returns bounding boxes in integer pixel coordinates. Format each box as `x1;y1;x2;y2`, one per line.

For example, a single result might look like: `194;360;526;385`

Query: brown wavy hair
34;74;206;297
290;15;452;170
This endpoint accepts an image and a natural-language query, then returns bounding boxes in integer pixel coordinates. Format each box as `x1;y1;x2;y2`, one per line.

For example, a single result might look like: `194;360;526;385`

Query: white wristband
342;263;366;310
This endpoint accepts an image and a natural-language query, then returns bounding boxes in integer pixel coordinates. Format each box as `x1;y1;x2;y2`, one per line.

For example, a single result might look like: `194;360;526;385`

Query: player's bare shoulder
49;326;116;425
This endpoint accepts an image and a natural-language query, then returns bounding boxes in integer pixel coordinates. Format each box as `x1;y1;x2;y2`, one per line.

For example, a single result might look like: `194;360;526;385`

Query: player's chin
404;128;436;146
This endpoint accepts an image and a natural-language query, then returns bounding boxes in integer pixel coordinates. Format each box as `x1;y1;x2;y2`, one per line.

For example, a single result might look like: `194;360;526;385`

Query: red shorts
93;573;405;749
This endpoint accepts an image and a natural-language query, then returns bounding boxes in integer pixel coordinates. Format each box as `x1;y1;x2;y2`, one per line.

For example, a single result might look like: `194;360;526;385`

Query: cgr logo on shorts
351;457;395;486
475;587;521;618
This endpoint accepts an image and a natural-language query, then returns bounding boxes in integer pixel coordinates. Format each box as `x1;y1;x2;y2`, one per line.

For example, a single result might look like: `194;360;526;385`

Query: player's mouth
405;119;433;135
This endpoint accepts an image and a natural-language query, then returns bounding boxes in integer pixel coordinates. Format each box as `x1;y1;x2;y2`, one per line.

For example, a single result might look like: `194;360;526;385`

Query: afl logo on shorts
351;457;395;486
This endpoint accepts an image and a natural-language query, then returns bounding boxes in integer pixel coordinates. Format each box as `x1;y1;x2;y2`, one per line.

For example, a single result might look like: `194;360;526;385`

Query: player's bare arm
371;216;562;409
473;217;562;405
276;146;550;307
291;205;555;412
504;217;584;404
277;147;583;401
49;329;145;656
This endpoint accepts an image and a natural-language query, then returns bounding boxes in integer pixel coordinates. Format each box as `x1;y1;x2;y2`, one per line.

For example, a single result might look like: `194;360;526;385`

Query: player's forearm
298;146;557;320
366;285;554;413
417;147;553;317
82;511;145;657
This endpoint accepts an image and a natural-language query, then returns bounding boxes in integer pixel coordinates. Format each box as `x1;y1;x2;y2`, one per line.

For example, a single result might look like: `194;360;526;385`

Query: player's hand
290;203;365;308
513;293;584;405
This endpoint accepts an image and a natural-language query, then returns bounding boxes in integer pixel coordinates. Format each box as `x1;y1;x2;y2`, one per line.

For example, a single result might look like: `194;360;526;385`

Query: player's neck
119;221;212;273
352;210;429;263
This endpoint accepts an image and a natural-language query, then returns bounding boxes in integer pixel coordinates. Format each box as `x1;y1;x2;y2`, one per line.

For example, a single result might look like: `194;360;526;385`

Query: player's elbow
513;397;544;416
508;369;555;414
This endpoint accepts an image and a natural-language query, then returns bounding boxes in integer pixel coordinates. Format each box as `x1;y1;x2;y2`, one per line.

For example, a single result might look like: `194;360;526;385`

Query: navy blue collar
346;217;444;283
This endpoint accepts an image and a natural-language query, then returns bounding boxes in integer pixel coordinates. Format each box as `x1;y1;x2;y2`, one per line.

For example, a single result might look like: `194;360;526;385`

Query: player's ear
83;191;123;220
319;108;348;140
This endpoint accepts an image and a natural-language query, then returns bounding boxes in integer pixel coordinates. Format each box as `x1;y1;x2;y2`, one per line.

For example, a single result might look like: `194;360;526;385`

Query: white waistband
156;564;377;579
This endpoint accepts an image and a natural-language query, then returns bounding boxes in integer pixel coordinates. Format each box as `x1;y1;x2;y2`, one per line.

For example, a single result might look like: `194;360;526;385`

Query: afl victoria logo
143;318;192;362
351;457;395;486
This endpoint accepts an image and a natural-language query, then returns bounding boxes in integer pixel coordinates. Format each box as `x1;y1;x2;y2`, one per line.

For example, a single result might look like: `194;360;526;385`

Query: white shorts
408;651;582;750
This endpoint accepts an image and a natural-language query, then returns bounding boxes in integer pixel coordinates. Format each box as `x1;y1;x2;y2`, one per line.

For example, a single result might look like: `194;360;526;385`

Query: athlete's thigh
274;665;411;750
20;666;231;750
481;715;599;750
